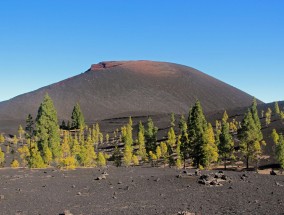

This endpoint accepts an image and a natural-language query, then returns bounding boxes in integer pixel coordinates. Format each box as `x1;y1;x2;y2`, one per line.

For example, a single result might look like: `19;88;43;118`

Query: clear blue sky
0;0;283;103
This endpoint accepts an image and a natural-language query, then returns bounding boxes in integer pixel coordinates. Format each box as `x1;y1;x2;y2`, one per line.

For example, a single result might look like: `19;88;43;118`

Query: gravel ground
0;167;284;215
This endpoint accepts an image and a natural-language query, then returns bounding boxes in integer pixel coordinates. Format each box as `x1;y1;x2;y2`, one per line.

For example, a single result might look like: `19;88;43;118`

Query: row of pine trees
0;94;284;170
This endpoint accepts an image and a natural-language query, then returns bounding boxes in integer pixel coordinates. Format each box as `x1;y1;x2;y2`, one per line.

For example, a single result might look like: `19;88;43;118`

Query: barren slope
0;60;259;132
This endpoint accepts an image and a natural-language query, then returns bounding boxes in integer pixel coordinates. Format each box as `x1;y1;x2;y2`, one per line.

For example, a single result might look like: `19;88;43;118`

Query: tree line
0;94;283;170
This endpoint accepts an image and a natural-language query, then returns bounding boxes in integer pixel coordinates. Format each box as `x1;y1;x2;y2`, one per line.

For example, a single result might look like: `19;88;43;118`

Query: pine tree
79;136;97;167
18;145;30;167
97;152;107;167
275;135;284;170
137;122;147;160
145;117;158;153
0;133;5;143
202;123;219;168
25;114;34;139
106;134;110;143
123;144;133;166
156;146;162;160
113;144;122;167
11;159;19;168
35;94;61;159
251;98;262;138
29;140;46;168
132;155;139;166
71;103;85;130
18;125;24;141
219;121;234;169
265;108;272;127
170;112;175;127
275;101;280;115
149;151;157;167
271;129;280;144
239;107;265;169
179;115;190;168
188;101;208;168
0;148;5;167
222;111;229;123
167;127;176;147
160;142;168;165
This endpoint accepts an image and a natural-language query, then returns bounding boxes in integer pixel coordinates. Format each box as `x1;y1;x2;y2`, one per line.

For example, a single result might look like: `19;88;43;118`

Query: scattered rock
155;178;160;182
77;192;82;196
71;185;76;188
176;174;182;178
221;175;228;180
96;174;107;180
0;195;4;200
270;170;277;175
102;171;109;176
276;182;283;187
195;169;201;176
177;211;196;215
118;181;122;184
59;210;73;215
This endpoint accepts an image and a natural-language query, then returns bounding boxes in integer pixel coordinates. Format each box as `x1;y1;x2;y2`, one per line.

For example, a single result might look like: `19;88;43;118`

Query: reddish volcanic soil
0;166;284;215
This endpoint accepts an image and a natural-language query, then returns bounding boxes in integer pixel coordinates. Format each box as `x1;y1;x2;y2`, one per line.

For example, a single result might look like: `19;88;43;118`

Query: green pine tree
71;103;85;130
35;94;61;160
276;134;284;170
187;100;208;168
219;121;234;169
275;101;280;115
144;117;158;153
238;106;265;169
179;115;190;168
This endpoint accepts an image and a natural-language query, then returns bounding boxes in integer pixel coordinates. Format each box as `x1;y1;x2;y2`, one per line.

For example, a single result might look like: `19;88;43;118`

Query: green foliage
239;103;265;169
71;103;85;130
11;159;19;168
18;125;24;140
78;136;97;167
271;129;279;144
187;100;208;167
275;135;284;169
29;140;46;168
123;144;133;166
0;133;5;143
97;152;107;167
18;145;30;167
132;155;139;166
160;142;168;160
156;146;162;159
179;115;190;166
145;117;158;153
219;121;234;169
137;122;147;161
105;133;110;143
167;127;176;147
35;94;61;159
275;101;280;115
60;156;76;170
112;144;122;167
265;108;272;127
0;148;5;167
25;114;34;139
170;112;175;127
202;123;219;168
222;111;229;123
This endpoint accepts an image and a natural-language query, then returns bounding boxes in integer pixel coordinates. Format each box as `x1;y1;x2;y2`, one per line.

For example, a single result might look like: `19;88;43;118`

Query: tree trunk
224;156;227;170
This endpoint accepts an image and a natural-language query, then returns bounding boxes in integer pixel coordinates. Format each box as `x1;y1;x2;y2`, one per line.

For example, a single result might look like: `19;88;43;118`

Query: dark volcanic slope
0;60;259;124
